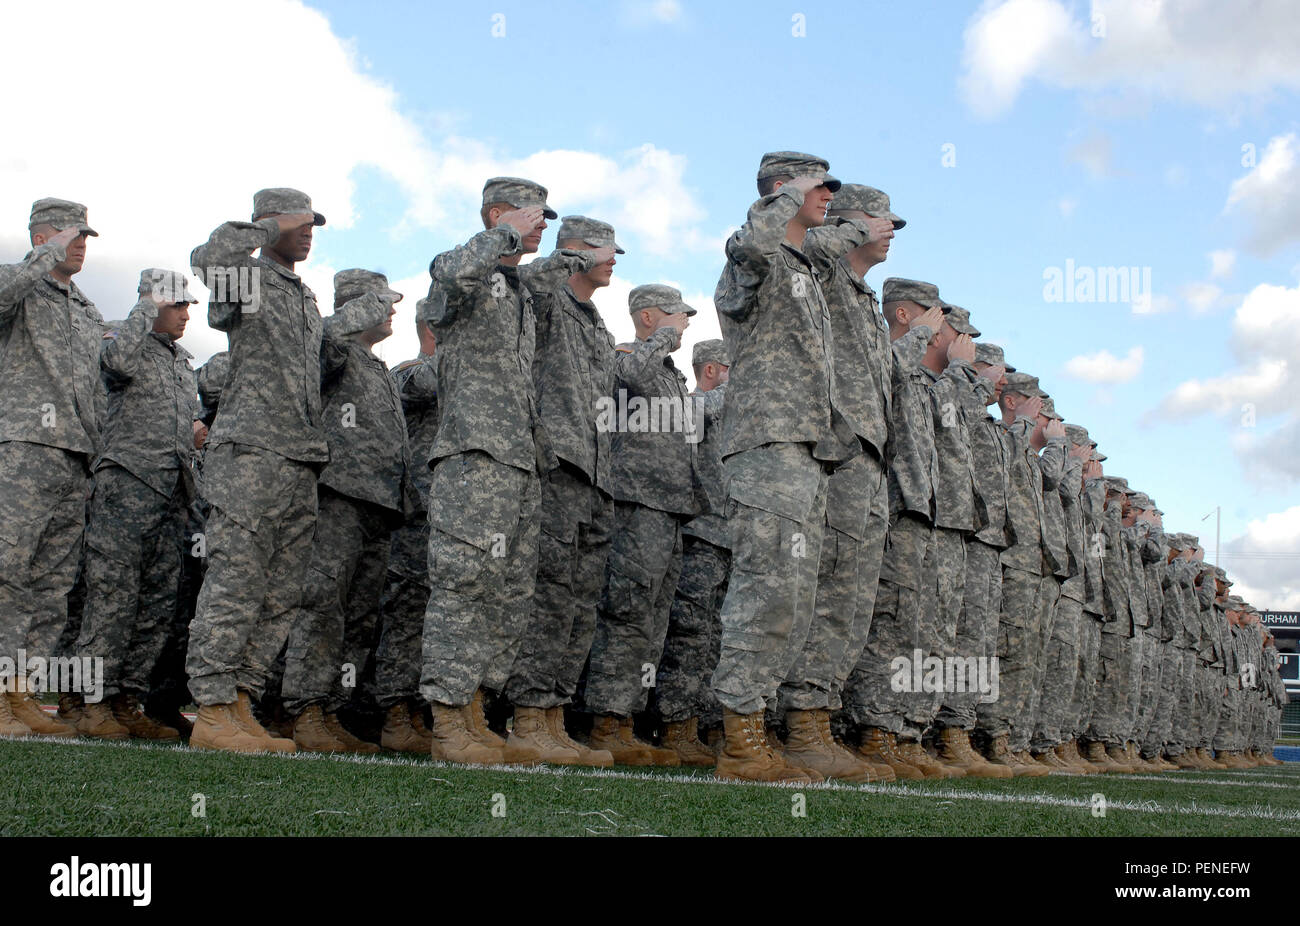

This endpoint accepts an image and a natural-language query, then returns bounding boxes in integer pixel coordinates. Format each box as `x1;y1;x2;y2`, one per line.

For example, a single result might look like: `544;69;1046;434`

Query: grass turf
3;736;1298;836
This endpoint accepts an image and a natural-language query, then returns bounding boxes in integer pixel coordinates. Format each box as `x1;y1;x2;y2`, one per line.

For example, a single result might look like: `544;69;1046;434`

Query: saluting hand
947;333;976;364
910;305;944;334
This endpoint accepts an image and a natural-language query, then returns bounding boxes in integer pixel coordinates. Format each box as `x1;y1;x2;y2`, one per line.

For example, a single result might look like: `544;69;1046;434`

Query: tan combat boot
1006;747;1051;777
76;700;130;739
110;694;179;741
782;709;869;781
1104;744;1138;772
381;702;432;753
324;712;380;754
896;739;965;779
662;716;716;767
1033;746;1082;775
939;728;1013;778
817;710;893;782
469;688;506;749
1056;743;1096;774
57;692;85;727
0;690;32;737
430;702;505;765
546;707;613;768
715;708;815;783
233;691;296;752
293;705;347;753
508;706;580;765
588;714;662;766
1193;747;1218;768
983;733;1018;774
8;691;76;737
859;727;922;780
190;703;270;753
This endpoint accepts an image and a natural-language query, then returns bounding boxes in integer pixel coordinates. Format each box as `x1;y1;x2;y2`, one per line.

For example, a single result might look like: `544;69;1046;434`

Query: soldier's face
571;242;615;288
521;217;547;255
55;230;89;276
269;216;314;263
153;302;190;340
795;184;834;227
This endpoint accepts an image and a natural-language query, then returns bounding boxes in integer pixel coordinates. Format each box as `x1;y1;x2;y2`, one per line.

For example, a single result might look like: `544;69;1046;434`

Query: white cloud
1220;506;1300;610
959;0;1300;118
1181;281;1225;314
621;0;684;26
1062;345;1143;383
1067;132;1117;179
1132;292;1174;316
1225;133;1300;257
1057;196;1078;218
1209;249;1236;280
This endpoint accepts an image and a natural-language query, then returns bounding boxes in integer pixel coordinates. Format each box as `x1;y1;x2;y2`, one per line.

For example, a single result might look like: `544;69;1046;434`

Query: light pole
1201;506;1220;568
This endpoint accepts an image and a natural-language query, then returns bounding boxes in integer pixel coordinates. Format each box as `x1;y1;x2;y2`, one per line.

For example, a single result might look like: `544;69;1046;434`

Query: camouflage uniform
76;272;199;701
711;158;859;716
586;284;701;717
1087;484;1136;747
507;219;619;710
419;179;598;707
1161;538;1200;756
1121;516;1155;744
1067;436;1106;743
282;282;410;716
0;200;102;675
184;191;328;706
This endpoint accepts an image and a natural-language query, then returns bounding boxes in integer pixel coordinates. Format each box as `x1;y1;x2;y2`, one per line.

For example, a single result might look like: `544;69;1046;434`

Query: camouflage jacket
1058;456;1086;600
423;226;596;473
966;404;1013;549
715;186;857;466
1038;440;1070;580
191;218;326;463
682;383;729;548
1137;524;1167;638
802;217;891;459
391;352;438;513
926;359;987;533
1001;417;1066;576
1080;476;1108;614
0;241;104;455
196;350;229;428
530;280;615;494
608;327;701;516
1099;498;1133;634
98;297;199;498
885;323;940;520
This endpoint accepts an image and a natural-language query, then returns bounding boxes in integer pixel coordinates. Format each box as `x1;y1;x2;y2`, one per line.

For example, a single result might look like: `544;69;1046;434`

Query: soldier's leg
554;488;614;704
1010;574;1053;753
328;513;391;715
146;499;205;721
979;566;1037;744
1071;612;1103;741
372;517;429;709
1032;591;1081;753
780;523;861;713
1144;642;1174;759
478;468;540;697
655;537;728;723
120;479;187;700
931;529;977;735
19;452;89;665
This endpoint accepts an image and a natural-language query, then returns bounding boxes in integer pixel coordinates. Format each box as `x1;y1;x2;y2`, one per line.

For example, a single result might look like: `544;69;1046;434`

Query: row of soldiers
0;160;1287;782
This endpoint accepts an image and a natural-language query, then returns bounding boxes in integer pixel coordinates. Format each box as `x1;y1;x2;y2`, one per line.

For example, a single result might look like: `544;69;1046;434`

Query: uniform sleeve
100;297;160;382
802;217;871;277
517;248;599;292
715;187;803;322
425;226;523;327
0;243;65;330
1038;435;1067;490
191;218;280;332
615;328;678;393
890;323;932;371
394;355;438;405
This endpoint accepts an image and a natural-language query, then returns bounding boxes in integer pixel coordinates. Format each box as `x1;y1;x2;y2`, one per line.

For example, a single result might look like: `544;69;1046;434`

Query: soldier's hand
784;176;824;195
499;206;546;236
1083;459;1103;480
273;213;316;234
1044;418;1067;441
588;246;616;266
1069;441;1092;461
47;226;83;250
862;216;895;242
657;312;690;337
978;362;1006;384
911;305;944;334
1017;394;1044;422
947;333;976;363
192;420;208;450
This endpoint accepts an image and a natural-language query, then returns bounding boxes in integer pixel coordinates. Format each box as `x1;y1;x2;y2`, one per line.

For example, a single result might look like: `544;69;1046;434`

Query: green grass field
2;736;1297;836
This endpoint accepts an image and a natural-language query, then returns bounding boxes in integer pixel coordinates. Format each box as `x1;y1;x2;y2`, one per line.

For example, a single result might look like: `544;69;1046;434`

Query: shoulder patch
393;359;422;371
614;343;634;354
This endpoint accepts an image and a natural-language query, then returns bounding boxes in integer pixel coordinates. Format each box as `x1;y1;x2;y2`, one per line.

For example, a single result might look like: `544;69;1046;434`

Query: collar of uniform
921;365;939;383
562;282;597;313
258;254;302;283
149;332;193;361
838;255;871;294
38;273;91;304
780;241;816;268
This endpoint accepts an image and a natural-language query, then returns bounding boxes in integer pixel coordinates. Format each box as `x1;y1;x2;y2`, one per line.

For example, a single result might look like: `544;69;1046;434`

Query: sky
2;0;1299;607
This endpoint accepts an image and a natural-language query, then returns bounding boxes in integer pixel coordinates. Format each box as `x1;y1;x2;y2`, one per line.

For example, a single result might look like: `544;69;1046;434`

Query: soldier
281;271;409;754
1161;532;1202;767
1129;494;1178;769
419;177;601;765
74;269;202;741
583;283;696;767
503;215;619;767
654;338;730;766
373;318;437;753
711;151;856;784
0;199;103;737
780;184;897;782
184;187;329;753
846;279;951;781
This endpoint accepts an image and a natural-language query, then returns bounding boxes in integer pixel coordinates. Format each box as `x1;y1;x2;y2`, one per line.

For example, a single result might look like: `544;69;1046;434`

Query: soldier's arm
517;249;600;292
1140;530;1164;565
614;327;678;393
1037;434;1067;489
695;382;727;426
890;323;933;371
424;226;523;327
100;297;160;382
0;242;67;328
393;355;437;406
1060;456;1084;505
802;217;871;277
196;352;228;426
191;218;281;332
715;187;804;322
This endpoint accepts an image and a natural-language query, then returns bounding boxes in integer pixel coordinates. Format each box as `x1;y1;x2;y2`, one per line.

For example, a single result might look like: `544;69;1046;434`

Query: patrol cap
1226;595;1246;609
1091;448;1107;462
1167;532;1192;550
138;268;198;305
882;278;943;308
1103;475;1129;492
692;338;730;368
629;283;696;317
1040;396;1063;420
944;304;980;337
828;184;905;228
1129;491;1153;510
974;342;1015;372
482;176;557;219
333;269;402;309
29;197;98;237
1063;423;1091;446
252;188;326;226
327;291;394;336
757;151;840;191
556;215;623;253
1002;371;1047;398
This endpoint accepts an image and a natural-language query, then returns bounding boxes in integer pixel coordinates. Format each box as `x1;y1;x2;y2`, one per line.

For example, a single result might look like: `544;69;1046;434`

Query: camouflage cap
328;291;394;336
1129;491;1153;510
252;188;326;226
943;304;980;337
333;269;402;309
1226;595;1246;610
974;342;1015;372
1002;371;1047;398
1091;448;1107;462
138;268;198;305
1063;423;1092;446
1040;395;1063;420
556;215;624;253
828;184;905;228
1167;532;1192;549
29;197;98;237
692;338;730;368
482;176;557;219
756;151;840;191
629;283;696;317
882;278;943;308
1104;475;1129;491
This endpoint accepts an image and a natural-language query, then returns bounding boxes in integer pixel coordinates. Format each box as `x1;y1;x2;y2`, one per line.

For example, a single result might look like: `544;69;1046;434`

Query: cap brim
384;288;403;303
679;304;698;317
870;210;906;229
312;212;327;227
1003;363;1017;372
820;175;842;192
542;207;558;220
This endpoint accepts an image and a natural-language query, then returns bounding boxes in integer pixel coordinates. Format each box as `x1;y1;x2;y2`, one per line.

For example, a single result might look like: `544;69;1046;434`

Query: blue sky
2;0;1298;605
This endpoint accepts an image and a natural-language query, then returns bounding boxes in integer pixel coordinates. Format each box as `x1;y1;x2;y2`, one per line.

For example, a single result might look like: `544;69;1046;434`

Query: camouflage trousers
781;449;886;713
420;451;540;707
1166;647;1197;754
1031;588;1081;750
1087;628;1135;746
711;442;828;716
0;442;88;674
1193;662;1219;748
185;443;318;706
75;465;188;700
1213;682;1243;752
1067;610;1104;739
584;501;682;717
372;514;428;708
655;535;729;723
1143;640;1179;757
507;464;613;709
909;526;968;739
936;536;1001;732
844;512;936;735
147;497;207;714
1131;625;1161;742
282;489;393;715
974;566;1045;745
